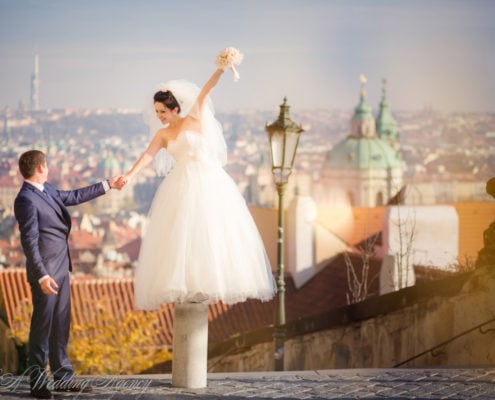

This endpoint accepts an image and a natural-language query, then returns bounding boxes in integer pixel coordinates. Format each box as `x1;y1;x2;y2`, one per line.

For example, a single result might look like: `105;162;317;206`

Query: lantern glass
283;130;300;169
269;130;301;185
269;131;284;168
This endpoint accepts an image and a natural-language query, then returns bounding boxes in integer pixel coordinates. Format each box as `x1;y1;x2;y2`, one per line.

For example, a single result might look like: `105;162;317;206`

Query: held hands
115;175;130;189
108;176;127;190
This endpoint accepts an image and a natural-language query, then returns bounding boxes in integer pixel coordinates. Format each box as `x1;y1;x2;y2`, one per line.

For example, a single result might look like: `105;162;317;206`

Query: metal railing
394;316;495;367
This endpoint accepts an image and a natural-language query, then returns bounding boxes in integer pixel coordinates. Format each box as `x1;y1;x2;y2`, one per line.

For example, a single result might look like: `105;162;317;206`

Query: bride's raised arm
196;68;224;114
194;47;243;116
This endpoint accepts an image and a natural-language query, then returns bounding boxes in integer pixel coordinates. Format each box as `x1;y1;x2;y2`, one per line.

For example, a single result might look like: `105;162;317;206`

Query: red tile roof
118;236;141;261
69;230;102;249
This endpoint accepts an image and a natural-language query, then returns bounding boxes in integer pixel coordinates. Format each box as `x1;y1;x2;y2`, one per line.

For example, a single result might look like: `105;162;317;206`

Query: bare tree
391;205;417;290
345;232;379;305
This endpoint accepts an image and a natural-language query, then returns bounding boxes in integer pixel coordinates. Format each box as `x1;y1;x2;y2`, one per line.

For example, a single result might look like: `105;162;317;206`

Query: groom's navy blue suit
14;181;106;386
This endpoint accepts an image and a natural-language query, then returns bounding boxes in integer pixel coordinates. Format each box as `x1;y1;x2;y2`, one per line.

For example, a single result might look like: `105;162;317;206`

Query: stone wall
208;265;495;372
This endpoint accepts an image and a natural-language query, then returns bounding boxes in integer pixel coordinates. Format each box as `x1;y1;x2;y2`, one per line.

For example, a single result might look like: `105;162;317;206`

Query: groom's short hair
19;150;46;179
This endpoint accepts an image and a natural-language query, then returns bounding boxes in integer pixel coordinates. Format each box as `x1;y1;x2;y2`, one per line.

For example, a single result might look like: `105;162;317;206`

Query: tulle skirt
134;160;276;310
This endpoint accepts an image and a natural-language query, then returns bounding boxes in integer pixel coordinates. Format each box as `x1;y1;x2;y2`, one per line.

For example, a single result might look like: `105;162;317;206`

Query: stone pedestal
172;302;209;388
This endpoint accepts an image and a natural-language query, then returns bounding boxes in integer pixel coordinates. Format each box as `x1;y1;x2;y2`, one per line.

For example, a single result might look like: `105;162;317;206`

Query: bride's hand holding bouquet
215;47;244;81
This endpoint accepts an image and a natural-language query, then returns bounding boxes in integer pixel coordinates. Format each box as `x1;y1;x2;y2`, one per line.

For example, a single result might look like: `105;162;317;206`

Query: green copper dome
100;155;120;173
324;137;404;170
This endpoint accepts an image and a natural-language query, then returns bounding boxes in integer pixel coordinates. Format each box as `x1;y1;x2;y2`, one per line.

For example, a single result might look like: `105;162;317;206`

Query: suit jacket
14;181;106;284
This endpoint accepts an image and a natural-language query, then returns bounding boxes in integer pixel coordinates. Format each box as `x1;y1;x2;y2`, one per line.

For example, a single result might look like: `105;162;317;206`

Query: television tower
30;53;40;111
2;107;10;144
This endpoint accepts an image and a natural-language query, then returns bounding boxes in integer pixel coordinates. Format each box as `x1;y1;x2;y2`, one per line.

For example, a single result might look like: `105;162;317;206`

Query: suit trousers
28;273;73;387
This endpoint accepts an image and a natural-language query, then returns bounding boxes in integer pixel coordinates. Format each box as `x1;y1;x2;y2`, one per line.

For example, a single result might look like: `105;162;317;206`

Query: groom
14;150;124;399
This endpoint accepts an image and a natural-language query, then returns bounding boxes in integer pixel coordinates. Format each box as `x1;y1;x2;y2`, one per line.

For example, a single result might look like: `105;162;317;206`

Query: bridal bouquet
215;47;244;81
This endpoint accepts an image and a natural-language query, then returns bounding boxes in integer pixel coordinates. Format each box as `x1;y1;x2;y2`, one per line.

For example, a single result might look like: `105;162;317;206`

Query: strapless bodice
167;130;218;166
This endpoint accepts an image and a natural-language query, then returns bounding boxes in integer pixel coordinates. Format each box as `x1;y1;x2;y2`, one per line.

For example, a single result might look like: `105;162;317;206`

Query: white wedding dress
134;128;276;310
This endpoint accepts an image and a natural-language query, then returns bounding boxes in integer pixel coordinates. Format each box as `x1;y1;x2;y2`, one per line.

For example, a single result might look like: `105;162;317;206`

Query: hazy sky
1;0;494;112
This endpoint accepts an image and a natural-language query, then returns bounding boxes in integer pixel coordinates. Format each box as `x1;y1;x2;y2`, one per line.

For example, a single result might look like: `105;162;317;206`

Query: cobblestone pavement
1;368;495;399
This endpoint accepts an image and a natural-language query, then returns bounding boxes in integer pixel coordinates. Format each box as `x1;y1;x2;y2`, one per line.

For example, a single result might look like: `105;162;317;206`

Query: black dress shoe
52;379;93;393
30;386;53;399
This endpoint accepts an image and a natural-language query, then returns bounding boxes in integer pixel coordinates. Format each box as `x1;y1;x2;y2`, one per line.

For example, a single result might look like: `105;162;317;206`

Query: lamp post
266;97;304;371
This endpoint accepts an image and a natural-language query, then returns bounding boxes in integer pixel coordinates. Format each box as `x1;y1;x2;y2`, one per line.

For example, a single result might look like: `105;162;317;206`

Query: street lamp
266;97;304;371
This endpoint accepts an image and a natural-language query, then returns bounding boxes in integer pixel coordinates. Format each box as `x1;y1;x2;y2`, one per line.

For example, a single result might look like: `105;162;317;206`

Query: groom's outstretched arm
54;176;124;206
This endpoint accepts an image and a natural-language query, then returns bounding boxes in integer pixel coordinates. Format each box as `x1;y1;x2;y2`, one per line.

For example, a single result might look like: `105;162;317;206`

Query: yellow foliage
68;297;172;375
8;296;172;375
9;298;32;345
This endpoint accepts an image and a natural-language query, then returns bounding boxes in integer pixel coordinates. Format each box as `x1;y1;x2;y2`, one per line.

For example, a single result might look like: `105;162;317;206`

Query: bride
120;49;276;309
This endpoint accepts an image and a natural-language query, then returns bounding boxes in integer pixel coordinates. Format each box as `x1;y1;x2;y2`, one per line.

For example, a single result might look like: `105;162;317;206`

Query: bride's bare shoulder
152;127;176;146
156;127;174;138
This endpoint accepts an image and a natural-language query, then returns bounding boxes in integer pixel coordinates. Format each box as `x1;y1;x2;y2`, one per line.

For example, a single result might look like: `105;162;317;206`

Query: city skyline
1;0;494;113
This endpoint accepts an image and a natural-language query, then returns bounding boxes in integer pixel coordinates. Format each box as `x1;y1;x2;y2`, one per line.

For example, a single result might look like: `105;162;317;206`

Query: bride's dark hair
154;90;181;113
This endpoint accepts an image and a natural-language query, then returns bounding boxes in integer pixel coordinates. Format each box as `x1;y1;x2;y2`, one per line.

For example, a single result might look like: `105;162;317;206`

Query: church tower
30;53;40;111
351;75;376;139
376;79;400;152
320;76;404;207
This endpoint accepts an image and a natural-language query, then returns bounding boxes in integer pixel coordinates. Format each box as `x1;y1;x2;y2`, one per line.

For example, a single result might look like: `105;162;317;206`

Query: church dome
324;137;403;170
325;75;403;171
320;76;405;207
99;154;121;176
